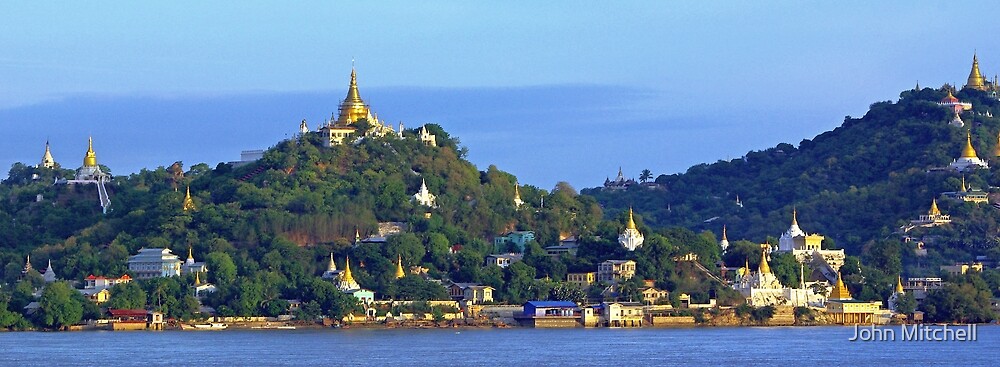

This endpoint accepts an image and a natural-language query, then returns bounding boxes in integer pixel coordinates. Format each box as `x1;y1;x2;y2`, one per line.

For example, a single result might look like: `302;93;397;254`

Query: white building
618;208;644;251
732;251;826;307
776;210;845;272
911;199;952;227
42;260;57;283
181;246;207;275
412;178;437;208
127;248;183;279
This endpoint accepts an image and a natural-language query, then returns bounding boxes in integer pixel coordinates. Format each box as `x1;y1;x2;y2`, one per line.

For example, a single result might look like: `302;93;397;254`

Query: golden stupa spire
187;245;194;262
721;225;728;241
961;130;980;159
342;255;356;284
395;255;405;279
829;271;852;300
195;271;202;286
791;207;798;226
514;185;522;202
758;250;771;274
83;136;98;167
336;63;370;125
327;253;337;271
182;186;196;211
967;52;987;91
961;176;968;192
929;198;942;216
895;275;904;294
626;207;637;230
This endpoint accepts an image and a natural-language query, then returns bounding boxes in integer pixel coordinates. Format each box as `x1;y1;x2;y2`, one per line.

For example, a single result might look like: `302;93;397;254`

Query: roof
108;309;148;317
524;301;578;308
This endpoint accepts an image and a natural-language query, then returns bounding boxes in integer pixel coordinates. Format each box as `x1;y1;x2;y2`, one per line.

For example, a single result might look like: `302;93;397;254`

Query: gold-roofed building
618;207;644;251
912;198;952;227
825;271;882;324
950;130;990;172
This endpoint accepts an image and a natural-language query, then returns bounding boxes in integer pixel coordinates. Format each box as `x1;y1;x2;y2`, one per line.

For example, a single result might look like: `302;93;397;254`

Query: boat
181;322;228;330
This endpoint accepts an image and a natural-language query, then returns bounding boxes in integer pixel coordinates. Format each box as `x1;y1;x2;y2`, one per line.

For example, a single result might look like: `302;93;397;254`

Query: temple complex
618;208;644;251
776;209;845;275
949;130;989;172
732;251;825;307
603;167;637;190
319;67;399;147
181;246;206;275
911;199;952;227
75;137;109;181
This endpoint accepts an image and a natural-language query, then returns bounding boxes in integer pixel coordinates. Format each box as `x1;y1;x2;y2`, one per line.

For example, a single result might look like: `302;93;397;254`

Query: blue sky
3;2;1000;189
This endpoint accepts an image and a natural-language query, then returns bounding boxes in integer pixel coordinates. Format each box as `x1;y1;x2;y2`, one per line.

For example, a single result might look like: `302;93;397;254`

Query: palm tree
639;169;653;183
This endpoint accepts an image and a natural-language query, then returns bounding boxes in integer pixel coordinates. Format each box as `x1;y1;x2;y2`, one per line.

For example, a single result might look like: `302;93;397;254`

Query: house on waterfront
600;302;643;327
825;272;883;324
106;309;165;331
447;283;494;305
127;248;183;279
517;301;581;328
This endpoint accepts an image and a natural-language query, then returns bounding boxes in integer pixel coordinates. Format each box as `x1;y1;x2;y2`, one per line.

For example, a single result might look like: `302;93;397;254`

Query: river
0;326;994;366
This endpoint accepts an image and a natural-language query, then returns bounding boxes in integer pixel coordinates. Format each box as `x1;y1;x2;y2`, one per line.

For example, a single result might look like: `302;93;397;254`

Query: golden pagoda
895;275;904;294
961;130;979;159
336;256;360;291
960;176;968;192
828;272;853;300
929;198;942;216
195;271;202;286
513;184;524;208
721;225;728;242
395;255;405;279
83;137;98;167
336;67;371;125
40;140;56;169
965;53;987;91
182;186;196;212
342;256;356;283
758;250;771;274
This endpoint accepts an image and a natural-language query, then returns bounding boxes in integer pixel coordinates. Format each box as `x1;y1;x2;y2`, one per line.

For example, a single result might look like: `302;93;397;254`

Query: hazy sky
3;2;1000;189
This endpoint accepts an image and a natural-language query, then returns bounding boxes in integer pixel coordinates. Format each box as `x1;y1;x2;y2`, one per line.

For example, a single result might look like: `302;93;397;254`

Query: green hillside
585;87;1000;272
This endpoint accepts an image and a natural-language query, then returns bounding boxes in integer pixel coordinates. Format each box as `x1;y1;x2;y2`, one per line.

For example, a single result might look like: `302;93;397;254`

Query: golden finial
395;255;405;279
182;186;196;212
895;275;904;294
758;250;771;274
791;207;798;226
195;271;202;286
187;245;193;261
626;207;637;230
721;225;728;241
83;136;98;167
961;176;968;192
961;130;979;159
929;198;942;216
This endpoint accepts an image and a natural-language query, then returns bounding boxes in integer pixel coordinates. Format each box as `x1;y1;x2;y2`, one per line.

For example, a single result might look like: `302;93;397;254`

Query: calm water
0;326;995;366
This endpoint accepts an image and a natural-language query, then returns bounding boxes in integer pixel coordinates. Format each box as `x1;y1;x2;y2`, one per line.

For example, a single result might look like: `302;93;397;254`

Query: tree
639;169;652;183
35;282;83;329
206;252;237;285
107;282;147;310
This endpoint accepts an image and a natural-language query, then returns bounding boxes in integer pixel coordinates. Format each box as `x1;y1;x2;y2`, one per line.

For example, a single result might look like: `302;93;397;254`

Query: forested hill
584;87;1000;259
0;123;602;283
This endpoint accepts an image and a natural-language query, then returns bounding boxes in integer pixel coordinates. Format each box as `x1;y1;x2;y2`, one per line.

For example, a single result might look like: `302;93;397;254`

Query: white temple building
732;251;826;307
181;246;207;275
911;199;952;227
618;208;644;251
42;259;57;283
419;125;437;147
321;253;341;280
776;209;845;277
412;178;437;208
